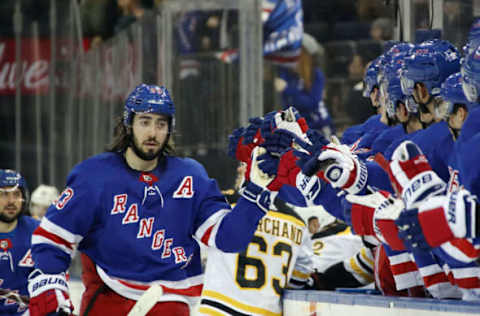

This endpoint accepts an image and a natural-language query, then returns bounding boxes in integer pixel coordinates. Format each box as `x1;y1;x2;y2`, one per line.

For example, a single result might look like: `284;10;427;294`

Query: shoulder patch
55;187;74;210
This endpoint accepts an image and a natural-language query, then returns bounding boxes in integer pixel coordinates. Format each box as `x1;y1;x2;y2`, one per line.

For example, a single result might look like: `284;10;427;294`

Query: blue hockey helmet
400;40;460;97
363;57;381;98
440;72;475;113
0;169;29;210
123;84;176;131
377;42;415;91
461;43;480;103
382;46;414;117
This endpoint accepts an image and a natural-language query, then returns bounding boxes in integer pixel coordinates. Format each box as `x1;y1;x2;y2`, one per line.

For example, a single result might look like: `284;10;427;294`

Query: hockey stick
127;284;164;316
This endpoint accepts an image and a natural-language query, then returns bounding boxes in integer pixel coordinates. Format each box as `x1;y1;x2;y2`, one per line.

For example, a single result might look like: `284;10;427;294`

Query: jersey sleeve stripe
356;253;374;274
200;225;214;245
291;269;309;280
440;241;480;263
32;226;74;251
348;256;374;283
198;305;227;316
201;290;281;316
31;234;74;256
38;217;83;244
360;247;374;266
195;209;229;246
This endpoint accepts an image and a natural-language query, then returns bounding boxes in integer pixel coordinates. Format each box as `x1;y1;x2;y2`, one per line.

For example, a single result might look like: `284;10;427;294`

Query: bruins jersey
198;207;313;316
310;222;364;273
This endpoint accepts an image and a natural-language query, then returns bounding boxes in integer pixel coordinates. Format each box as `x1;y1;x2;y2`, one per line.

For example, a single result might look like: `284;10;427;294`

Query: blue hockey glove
227;127;245;159
293;129;329;176
262;129;296;155
395;208;431;251
242;117;266;145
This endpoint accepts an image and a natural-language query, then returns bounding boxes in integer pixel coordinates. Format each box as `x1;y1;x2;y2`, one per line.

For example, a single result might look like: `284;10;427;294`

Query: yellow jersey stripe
292;269;309;280
337;226;352;236
349;256;374;283
268;211;305;227
198;306;227;316
360;247;374;266
202;290;281;316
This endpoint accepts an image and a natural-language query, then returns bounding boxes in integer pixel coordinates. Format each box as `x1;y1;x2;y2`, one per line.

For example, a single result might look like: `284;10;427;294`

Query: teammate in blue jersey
0;169;39;316
27;84;280;316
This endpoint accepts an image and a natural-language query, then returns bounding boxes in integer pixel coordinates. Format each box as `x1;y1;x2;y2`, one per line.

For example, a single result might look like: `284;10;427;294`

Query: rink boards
284;290;480;316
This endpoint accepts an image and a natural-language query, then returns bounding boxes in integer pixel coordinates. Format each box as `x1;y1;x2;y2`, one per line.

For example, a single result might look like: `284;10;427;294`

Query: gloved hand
262;129;296;155
396;189;478;251
257;149;300;191
258;149;321;205
293;129;329;177
227;117;266;164
227;127;245;159
388;141;445;208
318;137;367;194
263;107;309;144
243;117;265;145
28;269;73;316
343;191;406;250
240;147;278;213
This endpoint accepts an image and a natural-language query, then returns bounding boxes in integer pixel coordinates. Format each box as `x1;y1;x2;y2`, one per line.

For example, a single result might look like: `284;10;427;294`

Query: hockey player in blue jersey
389;42;480;267
27;84;281;316
0;169;39;316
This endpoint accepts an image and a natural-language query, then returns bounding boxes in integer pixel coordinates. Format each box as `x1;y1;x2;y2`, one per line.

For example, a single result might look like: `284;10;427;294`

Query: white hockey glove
240;147;278;213
270;106;310;147
318;137;367;194
28;269;73;316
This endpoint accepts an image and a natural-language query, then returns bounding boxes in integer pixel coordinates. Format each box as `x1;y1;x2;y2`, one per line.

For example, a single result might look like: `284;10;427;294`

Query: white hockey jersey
198;210;313;316
310;223;364;273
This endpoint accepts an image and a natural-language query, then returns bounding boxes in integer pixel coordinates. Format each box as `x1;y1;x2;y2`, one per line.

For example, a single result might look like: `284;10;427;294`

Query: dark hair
307;216;319;224
106;115;175;155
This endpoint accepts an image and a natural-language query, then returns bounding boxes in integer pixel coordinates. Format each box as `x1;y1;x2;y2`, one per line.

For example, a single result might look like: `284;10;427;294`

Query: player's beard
130;134;165;161
0;205;22;223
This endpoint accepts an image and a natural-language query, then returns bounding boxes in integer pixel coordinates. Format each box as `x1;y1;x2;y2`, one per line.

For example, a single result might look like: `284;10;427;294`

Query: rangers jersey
0;216;39;315
31;152;268;305
198;209;313;316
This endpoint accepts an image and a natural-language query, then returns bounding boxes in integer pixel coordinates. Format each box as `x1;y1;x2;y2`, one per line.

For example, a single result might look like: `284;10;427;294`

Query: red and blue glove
396;189;479;251
387;140;446;207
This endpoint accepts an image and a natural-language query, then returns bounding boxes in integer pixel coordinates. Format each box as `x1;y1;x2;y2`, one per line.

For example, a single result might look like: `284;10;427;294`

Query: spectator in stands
275;33;335;138
30;184;59;219
344;52;376;124
370;17;394;42
308;216;320;235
